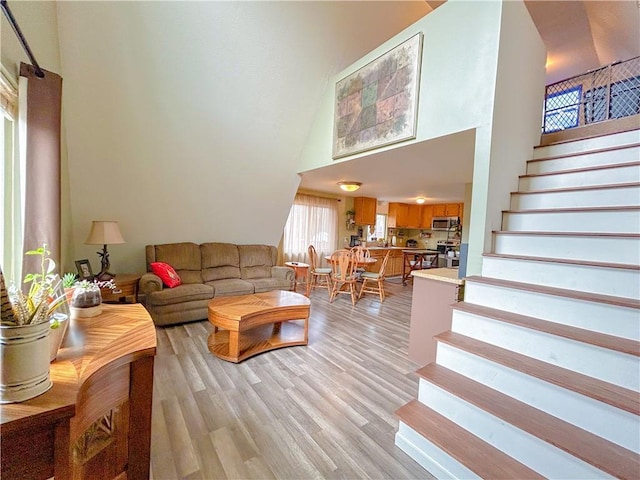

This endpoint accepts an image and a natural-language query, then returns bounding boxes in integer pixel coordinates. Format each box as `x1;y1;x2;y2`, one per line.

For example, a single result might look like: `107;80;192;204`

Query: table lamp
84;221;125;280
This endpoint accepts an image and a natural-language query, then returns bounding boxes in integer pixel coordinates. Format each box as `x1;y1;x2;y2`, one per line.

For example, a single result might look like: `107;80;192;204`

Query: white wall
466;1;546;275
300;0;545;275
53;1;429;273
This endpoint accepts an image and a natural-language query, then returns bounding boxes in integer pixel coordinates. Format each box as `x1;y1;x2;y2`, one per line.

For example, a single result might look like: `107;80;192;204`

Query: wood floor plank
150;281;427;479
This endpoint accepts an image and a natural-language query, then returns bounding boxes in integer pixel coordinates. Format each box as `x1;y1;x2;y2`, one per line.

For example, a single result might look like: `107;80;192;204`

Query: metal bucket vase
0;322;53;403
49;313;69;362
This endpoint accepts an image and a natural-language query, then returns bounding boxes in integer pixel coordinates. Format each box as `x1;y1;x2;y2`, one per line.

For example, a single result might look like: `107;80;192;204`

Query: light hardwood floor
150;278;431;480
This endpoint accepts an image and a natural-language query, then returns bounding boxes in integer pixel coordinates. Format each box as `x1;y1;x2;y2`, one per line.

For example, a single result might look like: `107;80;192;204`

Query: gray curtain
20;62;63;275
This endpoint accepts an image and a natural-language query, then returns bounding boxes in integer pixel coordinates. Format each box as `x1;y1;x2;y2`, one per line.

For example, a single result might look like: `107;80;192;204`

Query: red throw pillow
150;262;182;288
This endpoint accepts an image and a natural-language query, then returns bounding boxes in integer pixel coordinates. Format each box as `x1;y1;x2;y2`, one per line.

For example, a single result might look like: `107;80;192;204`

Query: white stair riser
493;234;640;265
481;256;640;298
511;185;640;210
463;281;640;340
450;311;639;390
435;344;640;452
395;423;480;479
416;381;615;479
534;131;640;159
519;165;640;191
528;146;640;174
502;209;640;233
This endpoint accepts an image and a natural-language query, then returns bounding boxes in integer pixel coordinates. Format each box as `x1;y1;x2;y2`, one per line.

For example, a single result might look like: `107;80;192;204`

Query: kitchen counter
412;267;463;284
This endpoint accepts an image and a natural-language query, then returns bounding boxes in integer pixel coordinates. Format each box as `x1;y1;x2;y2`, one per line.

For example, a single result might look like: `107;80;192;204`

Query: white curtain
283;194;338;267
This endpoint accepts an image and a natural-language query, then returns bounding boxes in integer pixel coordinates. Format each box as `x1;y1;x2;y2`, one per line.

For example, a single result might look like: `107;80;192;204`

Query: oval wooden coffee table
207;290;310;363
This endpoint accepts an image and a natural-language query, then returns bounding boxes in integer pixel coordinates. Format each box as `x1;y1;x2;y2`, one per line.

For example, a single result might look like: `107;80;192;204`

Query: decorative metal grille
543;56;640;133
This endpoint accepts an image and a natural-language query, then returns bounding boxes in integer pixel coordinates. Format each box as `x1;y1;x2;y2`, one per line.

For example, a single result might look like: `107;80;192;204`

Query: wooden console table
207;290;310;363
0;304;156;480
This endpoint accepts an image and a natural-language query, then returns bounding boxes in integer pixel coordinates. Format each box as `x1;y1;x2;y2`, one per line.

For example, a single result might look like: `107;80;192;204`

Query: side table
101;273;141;303
285;262;310;296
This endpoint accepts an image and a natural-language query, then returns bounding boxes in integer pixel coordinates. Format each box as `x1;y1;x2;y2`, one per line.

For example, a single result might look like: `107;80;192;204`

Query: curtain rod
1;0;45;78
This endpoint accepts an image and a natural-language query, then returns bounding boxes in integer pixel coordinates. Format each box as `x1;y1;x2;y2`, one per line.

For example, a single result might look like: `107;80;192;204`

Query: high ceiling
298;0;640;204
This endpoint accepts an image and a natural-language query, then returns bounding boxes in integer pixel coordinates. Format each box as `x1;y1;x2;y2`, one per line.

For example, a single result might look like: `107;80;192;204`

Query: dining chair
329;249;359;305
349;245;371;278
307;245;332;297
358;249;391;302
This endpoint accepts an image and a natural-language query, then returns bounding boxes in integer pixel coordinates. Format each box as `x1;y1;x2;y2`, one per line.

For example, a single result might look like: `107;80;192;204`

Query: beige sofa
139;242;294;326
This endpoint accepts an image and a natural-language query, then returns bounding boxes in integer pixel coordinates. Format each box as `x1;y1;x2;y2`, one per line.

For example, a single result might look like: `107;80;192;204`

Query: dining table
324;255;378;268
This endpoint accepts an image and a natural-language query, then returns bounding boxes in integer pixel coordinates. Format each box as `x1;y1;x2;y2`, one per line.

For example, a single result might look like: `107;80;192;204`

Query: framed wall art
333;32;423;159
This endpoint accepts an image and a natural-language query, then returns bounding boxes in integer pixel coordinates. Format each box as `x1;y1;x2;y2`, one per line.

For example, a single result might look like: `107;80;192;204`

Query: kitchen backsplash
376;229;454;249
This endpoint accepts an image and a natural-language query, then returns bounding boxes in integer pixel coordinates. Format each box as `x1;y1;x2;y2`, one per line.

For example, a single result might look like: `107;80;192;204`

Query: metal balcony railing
543;56;640;133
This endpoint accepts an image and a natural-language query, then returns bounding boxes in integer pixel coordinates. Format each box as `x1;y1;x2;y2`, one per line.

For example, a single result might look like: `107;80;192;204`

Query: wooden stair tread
492;230;640;238
531;141;640;161
435;331;640;415
512;181;640;195
464;276;640;309
453;302;640;356
519;160;639;178
416;364;640;480
395;399;543;480
504;205;640;213
482;252;640;271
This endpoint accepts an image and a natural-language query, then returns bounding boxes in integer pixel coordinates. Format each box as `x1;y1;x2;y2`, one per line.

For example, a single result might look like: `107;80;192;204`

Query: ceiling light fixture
337;181;362;192
416;197;426;204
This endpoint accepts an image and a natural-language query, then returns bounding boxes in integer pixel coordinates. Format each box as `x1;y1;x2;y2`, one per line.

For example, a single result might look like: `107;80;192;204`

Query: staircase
395;129;640;479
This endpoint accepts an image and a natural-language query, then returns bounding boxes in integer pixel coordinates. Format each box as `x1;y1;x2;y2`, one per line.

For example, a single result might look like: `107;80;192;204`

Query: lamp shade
84;221;125;245
337;181;362;192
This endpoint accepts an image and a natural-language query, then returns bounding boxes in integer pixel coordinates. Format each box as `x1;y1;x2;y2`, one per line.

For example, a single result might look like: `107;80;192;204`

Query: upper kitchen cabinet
406;204;421;229
354;197;377;225
388;202;408;228
432;203;461;217
420;204;433;229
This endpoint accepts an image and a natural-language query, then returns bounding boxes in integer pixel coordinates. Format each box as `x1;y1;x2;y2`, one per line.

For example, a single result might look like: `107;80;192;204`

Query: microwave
432;216;459;231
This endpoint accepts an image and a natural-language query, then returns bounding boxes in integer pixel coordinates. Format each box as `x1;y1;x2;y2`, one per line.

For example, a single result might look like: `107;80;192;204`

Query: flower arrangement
3;245;68;327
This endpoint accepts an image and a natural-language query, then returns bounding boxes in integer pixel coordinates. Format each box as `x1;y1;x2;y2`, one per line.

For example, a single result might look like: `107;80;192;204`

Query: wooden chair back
330;250;357;281
378;250;391;278
308;245;319;271
349;245;370;262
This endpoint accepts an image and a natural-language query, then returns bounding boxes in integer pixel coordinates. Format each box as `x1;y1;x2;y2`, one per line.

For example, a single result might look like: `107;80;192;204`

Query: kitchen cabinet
406;205;421;229
365;249;404;277
388;202;409;228
420;204;433;229
389;250;405;276
354;197;377;225
433;203;461;217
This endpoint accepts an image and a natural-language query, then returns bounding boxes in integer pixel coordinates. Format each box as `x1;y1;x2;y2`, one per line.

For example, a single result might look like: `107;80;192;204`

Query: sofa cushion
147;283;214;307
247;277;291;293
201;243;241;282
238;244;276;279
150;262;182;288
205;278;254;297
153;242;203;284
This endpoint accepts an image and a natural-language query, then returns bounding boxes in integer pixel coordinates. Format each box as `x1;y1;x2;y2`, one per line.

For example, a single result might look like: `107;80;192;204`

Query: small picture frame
75;259;94;280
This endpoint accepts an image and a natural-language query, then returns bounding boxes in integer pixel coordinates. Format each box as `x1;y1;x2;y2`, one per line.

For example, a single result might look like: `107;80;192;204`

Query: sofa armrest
139;272;163;295
271;266;295;281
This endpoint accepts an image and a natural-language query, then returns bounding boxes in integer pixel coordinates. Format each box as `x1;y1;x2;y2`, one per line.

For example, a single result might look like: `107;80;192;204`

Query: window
543;85;581;133
283;194;338;264
585;75;640;124
1;68;22;282
367;214;387;241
